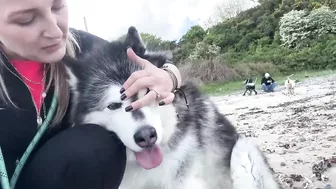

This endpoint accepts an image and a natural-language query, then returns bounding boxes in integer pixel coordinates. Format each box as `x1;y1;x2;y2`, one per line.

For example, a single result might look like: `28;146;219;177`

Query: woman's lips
42;42;61;52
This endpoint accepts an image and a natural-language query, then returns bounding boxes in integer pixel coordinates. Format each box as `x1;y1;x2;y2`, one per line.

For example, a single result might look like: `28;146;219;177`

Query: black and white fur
62;26;281;189
243;77;258;96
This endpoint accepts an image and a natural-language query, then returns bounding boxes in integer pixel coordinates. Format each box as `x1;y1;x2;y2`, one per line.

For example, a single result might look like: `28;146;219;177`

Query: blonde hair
0;31;80;126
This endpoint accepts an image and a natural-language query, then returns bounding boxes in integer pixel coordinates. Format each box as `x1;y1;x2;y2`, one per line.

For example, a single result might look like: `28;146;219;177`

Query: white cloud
67;0;225;41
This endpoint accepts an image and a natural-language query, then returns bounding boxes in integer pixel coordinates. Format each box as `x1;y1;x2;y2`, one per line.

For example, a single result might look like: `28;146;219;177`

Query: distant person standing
261;73;276;92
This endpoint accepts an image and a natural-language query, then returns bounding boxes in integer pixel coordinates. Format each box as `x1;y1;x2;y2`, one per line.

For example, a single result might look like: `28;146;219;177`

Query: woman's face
0;0;69;63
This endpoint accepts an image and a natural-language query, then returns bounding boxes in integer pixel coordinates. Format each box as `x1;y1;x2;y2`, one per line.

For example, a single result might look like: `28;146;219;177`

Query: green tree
140;33;163;50
175;25;207;61
279;6;336;48
189;41;221;60
179;25;206;45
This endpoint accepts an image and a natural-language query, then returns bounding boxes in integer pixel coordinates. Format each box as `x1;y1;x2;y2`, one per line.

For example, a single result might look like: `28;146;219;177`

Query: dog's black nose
134;126;157;148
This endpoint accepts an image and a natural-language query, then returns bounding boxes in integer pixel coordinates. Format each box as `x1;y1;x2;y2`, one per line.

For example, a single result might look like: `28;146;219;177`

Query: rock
322;144;331;148
324;183;332;189
280;162;286;166
299;137;306;142
296;146;303;150
309;147;316;151
278;150;286;155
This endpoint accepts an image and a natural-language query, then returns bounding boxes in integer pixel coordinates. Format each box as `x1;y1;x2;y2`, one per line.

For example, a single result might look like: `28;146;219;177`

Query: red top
10;60;44;113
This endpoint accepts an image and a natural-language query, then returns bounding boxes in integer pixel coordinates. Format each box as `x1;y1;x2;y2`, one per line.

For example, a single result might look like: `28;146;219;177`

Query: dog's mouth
134;145;163;169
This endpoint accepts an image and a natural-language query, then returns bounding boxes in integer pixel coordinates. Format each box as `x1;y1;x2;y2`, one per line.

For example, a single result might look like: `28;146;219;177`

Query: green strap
0;94;58;189
0;149;10;189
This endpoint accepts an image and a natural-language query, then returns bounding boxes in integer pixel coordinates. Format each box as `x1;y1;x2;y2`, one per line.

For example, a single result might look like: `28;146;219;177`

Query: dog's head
62;26;173;169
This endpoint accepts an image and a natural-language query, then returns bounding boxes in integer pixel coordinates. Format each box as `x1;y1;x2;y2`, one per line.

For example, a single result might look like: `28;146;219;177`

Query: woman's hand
120;48;177;111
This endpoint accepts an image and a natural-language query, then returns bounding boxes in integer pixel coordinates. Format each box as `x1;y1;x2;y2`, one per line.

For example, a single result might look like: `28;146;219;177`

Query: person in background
261;73;276;92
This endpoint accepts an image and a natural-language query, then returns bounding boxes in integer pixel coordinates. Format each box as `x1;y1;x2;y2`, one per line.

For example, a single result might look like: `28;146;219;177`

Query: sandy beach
211;74;336;189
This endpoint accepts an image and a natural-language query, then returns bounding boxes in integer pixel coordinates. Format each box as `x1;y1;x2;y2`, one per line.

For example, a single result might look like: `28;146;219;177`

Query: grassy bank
201;69;336;95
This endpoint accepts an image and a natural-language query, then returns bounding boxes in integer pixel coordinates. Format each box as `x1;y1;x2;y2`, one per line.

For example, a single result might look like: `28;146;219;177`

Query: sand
211;74;336;189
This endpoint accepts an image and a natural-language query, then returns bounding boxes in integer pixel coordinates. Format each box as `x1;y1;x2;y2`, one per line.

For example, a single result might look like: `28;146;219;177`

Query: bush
189;41;221;60
279;6;336;48
179;58;239;83
178;57;280;83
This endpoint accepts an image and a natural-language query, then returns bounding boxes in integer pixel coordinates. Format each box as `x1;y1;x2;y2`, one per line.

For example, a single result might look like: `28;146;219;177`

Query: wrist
162;63;182;91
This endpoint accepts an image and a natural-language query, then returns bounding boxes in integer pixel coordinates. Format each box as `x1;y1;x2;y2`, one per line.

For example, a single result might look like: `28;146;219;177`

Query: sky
67;0;231;41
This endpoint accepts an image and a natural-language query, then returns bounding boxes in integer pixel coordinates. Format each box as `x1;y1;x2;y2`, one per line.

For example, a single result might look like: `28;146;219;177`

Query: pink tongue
134;146;163;169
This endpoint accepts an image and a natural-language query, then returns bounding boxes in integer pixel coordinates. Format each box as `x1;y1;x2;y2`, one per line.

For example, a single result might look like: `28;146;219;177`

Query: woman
0;0;182;189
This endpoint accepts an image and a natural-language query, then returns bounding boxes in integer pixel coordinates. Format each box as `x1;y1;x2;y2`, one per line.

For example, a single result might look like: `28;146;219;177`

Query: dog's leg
285;87;289;96
230;137;281;189
254;89;257;95
243;89;247;96
288;87;293;96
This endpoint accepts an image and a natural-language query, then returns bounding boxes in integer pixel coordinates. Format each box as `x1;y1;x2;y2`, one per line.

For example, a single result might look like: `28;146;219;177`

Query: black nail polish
120;87;125;94
159;101;165;106
125;105;133;112
120;94;127;101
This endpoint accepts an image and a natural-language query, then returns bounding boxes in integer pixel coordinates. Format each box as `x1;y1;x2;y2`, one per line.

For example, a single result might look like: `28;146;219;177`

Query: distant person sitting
261;73;276;92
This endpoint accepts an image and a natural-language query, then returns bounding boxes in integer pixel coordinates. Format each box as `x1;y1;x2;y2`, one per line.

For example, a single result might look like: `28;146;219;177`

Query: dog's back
244;78;257;88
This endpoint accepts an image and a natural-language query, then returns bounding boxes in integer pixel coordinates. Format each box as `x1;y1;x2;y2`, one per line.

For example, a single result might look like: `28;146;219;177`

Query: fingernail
125;105;133;112
120;94;127;101
159;101;165;106
120;87;125;94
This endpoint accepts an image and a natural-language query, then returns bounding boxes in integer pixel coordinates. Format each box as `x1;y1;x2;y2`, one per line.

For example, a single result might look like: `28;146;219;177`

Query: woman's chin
39;45;67;63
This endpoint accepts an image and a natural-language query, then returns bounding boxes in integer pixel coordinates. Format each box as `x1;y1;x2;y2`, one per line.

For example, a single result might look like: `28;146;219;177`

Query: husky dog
243;77;258;96
62;26;281;189
284;74;295;95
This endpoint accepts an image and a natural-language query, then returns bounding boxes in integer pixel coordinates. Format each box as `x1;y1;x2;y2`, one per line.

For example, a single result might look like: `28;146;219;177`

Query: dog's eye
107;103;122;110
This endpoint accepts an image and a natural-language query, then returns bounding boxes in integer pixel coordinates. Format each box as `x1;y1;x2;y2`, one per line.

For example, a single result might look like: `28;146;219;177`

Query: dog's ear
124;26;146;56
62;55;84;88
124;26;173;68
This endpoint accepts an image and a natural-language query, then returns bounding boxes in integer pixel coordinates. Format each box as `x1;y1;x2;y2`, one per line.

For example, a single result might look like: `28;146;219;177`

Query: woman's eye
52;0;66;11
107;103;122;110
52;4;65;11
16;17;35;26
